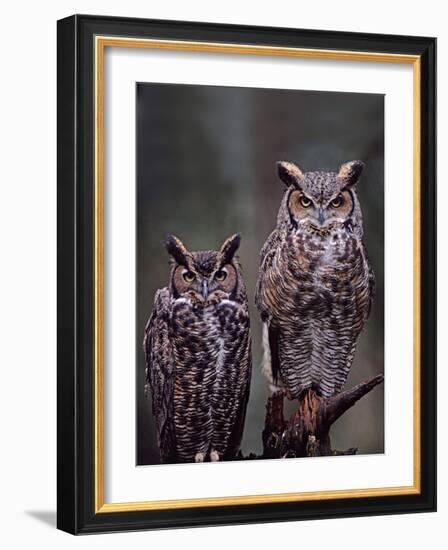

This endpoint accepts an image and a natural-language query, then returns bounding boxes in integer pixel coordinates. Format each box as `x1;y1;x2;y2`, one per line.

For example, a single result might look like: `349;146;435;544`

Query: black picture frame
57;14;436;534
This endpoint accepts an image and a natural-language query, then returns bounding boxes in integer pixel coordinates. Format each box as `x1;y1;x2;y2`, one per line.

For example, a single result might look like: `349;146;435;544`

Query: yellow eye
300;195;312;208
214;270;227;282
331;195;343;208
182;271;196;283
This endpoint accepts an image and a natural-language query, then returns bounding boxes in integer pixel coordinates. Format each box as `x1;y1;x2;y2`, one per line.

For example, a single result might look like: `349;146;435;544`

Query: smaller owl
144;234;252;464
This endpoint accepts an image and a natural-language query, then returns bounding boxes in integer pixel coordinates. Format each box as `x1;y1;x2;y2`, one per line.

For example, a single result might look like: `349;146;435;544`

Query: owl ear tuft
165;234;190;266
337;160;364;188
219;234;241;264
277;161;305;188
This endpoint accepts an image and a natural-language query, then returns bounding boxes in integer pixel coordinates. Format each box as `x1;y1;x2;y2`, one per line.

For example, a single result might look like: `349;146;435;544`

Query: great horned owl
255;160;375;399
144;234;252;463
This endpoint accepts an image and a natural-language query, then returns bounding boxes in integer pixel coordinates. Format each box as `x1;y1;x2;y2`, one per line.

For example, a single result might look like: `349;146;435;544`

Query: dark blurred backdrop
136;83;384;465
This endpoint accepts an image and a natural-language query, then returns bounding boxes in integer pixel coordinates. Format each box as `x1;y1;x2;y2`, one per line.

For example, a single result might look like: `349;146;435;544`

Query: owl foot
194;452;206;463
209;449;220;462
269;382;285;395
272;387;293;400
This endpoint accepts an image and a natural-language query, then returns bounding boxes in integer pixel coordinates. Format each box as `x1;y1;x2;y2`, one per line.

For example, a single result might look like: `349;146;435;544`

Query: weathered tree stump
262;374;384;458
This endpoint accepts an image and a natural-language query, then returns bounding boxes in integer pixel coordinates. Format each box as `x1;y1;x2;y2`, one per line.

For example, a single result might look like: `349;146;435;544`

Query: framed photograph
57;14;436;534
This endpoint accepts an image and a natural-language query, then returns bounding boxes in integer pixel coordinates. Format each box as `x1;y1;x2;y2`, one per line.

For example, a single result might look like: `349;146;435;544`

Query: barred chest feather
274;226;369;317
169;297;250;461
262;226;372;399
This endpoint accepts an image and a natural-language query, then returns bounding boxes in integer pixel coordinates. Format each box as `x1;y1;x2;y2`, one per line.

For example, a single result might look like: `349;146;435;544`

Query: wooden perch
260;374;384;459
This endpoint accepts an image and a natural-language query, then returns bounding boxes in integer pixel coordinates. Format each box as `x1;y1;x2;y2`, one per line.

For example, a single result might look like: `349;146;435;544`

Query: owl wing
334;242;376;395
143;287;176;463
223;323;252;460
255;229;281;320
255;229;283;387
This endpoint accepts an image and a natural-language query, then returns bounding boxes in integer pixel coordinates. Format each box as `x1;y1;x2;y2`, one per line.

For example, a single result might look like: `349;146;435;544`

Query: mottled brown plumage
255;160;375;399
144;234;251;463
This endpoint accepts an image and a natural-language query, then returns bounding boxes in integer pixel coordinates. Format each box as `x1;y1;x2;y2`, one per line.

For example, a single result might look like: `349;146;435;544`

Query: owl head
276;160;364;232
165;234;245;305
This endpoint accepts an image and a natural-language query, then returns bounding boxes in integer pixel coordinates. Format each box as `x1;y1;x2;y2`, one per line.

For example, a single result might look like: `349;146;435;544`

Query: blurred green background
136;83;384;465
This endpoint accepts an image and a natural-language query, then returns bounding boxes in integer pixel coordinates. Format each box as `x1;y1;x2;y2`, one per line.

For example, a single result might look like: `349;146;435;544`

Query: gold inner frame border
94;36;421;513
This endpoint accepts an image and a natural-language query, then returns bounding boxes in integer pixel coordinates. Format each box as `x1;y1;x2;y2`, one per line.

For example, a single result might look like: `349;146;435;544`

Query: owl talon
272;387;292;400
210;450;220;462
285;389;293;400
268;383;284;395
194;452;206;463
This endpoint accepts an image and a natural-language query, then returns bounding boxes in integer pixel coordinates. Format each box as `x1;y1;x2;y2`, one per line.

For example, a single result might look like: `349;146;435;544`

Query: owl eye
214;269;227;282
300;195;312;208
331;195;343;208
182;271;196;283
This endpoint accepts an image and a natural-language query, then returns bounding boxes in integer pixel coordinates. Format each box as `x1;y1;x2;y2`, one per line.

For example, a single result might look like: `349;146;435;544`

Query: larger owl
144;234;251;464
255;160;375;400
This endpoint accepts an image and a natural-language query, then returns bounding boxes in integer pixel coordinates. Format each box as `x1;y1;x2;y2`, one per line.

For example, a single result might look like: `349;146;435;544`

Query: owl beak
201;280;209;301
318;207;326;225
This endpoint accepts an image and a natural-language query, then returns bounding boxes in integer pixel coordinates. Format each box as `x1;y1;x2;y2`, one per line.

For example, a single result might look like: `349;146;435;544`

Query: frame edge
57;14;79;535
56;14;437;533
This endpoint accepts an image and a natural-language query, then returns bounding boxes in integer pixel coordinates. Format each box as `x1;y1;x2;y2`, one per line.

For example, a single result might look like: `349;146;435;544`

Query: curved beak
201;280;209;301
318;207;326;225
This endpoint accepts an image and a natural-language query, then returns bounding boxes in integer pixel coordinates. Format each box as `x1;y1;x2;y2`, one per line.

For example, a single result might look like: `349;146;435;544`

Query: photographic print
137;83;384;466
58;16;436;533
